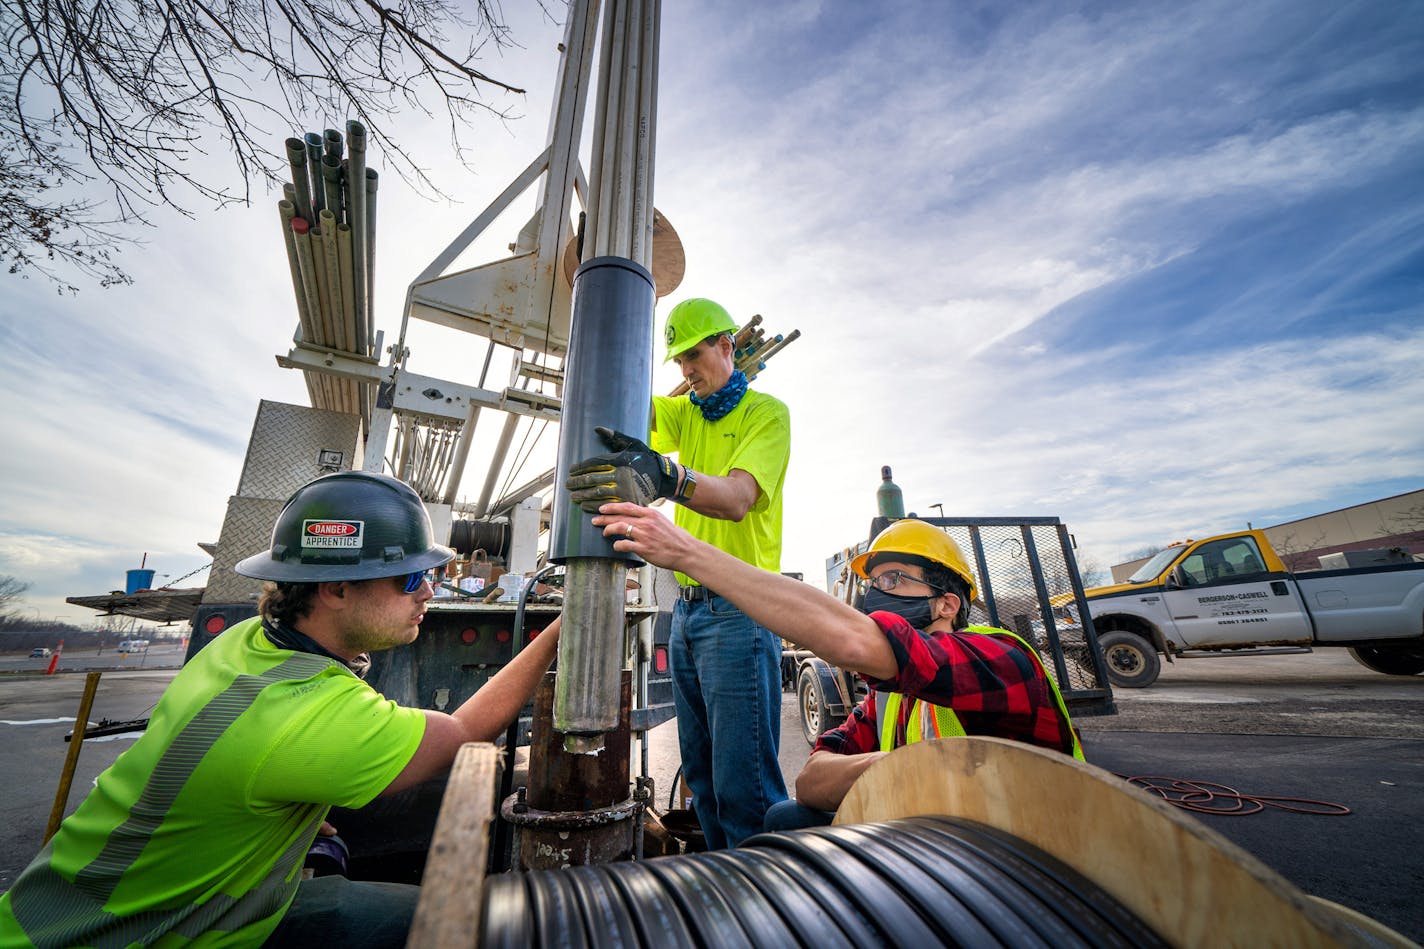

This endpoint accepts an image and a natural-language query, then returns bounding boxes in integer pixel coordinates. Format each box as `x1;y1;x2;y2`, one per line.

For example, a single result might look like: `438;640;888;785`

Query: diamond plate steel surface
236;400;361;500
202;497;285;605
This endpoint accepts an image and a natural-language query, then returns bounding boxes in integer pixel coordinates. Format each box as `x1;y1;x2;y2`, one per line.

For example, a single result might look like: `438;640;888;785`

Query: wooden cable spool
837;737;1415;948
408;740;1418;948
561;208;686;299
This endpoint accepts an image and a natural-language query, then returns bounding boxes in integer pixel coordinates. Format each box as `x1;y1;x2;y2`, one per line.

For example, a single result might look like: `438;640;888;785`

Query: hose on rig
480;816;1170;948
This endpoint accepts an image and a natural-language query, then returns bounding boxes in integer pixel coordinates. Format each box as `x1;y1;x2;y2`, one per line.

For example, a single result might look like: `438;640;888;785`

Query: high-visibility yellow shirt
0;617;425;947
653;389;791;585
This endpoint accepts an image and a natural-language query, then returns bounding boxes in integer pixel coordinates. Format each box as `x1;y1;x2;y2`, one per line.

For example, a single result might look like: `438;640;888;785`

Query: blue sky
1;0;1421;623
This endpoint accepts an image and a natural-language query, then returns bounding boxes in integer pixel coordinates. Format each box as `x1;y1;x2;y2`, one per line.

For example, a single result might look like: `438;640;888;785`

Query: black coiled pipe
481;816;1169;948
449;518;509;559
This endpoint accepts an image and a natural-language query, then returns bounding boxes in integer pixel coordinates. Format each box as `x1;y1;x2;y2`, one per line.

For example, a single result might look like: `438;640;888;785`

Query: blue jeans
671;595;788;849
266;875;419;947
762;799;835;833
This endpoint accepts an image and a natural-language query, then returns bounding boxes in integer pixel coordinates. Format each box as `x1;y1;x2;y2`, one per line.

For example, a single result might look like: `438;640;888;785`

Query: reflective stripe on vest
873;625;1085;761
6;652;334;947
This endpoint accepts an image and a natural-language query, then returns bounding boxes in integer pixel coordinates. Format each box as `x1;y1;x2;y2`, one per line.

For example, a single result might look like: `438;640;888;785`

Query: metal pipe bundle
667;317;799;397
275;123;381;413
585;0;661;266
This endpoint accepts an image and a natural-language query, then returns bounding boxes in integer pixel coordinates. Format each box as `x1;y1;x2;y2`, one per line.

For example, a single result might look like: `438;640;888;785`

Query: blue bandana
690;370;748;422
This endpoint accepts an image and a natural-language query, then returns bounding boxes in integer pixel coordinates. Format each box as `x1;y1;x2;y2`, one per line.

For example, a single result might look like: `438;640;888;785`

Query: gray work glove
566;426;678;513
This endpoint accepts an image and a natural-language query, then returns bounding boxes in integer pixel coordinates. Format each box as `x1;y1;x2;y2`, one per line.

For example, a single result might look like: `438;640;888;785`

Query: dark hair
924;565;972;631
868;553;972;630
258;581;319;627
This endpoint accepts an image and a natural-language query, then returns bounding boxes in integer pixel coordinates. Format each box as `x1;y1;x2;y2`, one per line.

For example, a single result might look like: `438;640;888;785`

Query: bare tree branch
0;575;29;616
0;0;553;289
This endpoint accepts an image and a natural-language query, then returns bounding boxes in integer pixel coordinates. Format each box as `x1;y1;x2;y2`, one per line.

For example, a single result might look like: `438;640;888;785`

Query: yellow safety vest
876;625;1086;761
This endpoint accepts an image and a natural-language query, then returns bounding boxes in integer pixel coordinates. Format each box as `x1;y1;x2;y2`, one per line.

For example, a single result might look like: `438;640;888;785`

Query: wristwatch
674;466;698;505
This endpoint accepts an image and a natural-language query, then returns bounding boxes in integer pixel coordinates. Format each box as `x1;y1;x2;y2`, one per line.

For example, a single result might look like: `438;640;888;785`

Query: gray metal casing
550;256;656;563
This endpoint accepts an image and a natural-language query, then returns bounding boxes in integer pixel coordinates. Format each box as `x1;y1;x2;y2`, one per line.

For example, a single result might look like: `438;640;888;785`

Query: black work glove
566;426;678;513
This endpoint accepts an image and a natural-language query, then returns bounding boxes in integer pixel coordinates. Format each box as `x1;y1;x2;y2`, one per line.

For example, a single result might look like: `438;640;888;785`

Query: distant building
1110;489;1424;582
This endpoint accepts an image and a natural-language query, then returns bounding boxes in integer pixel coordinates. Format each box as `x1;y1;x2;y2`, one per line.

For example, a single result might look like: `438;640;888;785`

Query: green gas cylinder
877;466;905;518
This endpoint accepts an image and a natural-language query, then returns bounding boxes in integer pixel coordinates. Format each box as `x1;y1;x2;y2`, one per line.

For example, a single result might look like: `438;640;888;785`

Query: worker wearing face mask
582;506;1083;833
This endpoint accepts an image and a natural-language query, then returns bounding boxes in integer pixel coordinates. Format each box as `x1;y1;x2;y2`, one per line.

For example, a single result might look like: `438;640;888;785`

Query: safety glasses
867;569;945;594
399;571;427;594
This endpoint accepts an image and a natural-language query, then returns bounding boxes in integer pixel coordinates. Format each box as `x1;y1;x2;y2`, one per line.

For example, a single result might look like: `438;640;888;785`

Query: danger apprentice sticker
301;519;364;548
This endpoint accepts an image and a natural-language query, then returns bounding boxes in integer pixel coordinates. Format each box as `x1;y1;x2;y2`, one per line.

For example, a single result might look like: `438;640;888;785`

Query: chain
159;562;213;589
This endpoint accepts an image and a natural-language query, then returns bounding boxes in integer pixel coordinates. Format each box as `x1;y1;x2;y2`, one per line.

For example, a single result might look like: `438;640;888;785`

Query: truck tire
1347;646;1424;676
1098;631;1161;688
798;664;846;747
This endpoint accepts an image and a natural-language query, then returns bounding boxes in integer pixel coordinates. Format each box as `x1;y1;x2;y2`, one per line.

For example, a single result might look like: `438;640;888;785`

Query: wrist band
674;466;698;504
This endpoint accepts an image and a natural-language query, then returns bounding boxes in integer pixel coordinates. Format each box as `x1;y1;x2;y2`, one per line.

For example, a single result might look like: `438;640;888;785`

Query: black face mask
861;587;938;630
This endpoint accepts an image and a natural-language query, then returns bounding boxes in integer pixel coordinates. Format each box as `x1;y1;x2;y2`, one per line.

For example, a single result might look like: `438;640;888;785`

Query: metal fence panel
845;516;1115;716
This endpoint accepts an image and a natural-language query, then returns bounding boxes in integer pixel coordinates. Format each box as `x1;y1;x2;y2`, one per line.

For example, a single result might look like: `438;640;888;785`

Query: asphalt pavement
2;647;1420;942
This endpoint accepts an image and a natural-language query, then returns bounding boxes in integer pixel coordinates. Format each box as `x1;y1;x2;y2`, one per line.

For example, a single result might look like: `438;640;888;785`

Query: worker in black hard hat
0;471;561;949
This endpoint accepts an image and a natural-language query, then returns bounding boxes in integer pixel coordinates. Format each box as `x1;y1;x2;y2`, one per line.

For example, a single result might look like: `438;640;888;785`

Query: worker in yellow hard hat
586;505;1083;833
566;297;792;850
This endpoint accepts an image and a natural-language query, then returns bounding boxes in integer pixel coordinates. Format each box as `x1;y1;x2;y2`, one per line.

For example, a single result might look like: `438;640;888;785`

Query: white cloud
2;0;1421;626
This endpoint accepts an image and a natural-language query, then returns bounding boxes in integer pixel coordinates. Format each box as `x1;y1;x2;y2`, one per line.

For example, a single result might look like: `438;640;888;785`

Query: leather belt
678;585;715;603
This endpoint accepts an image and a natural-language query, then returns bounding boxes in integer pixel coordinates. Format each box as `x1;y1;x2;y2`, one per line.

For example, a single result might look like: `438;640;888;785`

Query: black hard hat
235;471;455;583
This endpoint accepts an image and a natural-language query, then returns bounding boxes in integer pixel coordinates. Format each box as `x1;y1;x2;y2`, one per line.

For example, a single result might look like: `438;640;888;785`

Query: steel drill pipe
309;217;335;350
290;216;337;408
346;120;369;336
338;223;356;342
317;209;345;349
289;217;323;343
364;168;379;354
549;256;656;745
278;200;315;343
284;137;313;224
321;155;343;224
554;558;629;753
305;132;326;215
757;327;801;363
732;314;763;348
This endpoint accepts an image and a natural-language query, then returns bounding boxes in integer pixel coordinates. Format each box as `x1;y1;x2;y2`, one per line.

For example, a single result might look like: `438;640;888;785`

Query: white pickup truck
1072;529;1424;687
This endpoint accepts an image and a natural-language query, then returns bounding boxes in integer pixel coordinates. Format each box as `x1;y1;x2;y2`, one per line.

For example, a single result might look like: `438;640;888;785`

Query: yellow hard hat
664;298;737;361
851;519;977;603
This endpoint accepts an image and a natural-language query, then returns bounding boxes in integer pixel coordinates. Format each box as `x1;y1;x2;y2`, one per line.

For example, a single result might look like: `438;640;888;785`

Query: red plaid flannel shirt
814;611;1077;756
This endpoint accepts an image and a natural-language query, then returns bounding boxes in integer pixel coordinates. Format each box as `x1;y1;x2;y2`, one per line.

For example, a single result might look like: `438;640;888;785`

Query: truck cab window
1179;554;1210;586
1184;537;1268;584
